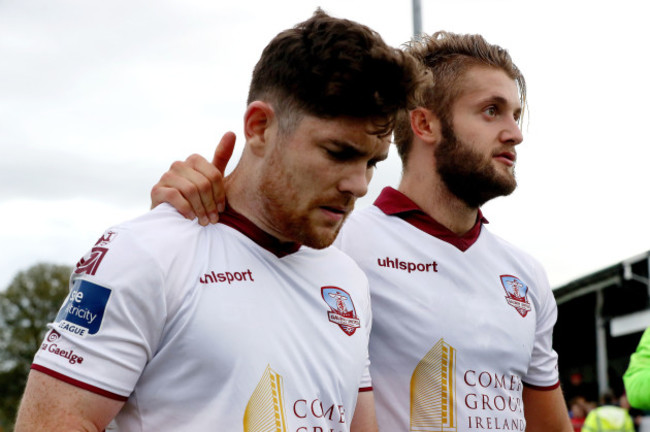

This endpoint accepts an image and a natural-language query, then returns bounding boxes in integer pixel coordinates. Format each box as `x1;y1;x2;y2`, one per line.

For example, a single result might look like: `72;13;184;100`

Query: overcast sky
1;0;648;291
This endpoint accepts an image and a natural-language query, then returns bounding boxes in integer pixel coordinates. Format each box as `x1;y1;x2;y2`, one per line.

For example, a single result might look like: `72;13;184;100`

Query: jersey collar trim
373;186;487;252
219;205;302;258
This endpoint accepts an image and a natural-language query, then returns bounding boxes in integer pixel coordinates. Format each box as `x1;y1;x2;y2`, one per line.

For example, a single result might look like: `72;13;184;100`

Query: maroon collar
373;187;487;252
219;206;302;258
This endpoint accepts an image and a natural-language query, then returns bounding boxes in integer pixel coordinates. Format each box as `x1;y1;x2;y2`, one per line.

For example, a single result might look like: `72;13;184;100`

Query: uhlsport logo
321;286;360;336
55;279;112;337
499;275;531;317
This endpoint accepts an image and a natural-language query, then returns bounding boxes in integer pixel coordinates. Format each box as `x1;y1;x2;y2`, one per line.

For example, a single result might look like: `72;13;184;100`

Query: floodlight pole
412;0;422;37
595;289;610;397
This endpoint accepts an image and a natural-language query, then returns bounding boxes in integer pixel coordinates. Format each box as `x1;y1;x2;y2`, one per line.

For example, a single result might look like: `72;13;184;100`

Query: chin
301;226;341;249
302;237;334;250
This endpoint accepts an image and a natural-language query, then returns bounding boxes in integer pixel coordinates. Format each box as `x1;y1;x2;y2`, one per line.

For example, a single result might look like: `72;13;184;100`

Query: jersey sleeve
334;226;373;391
31;223;169;400
522;262;560;389
359;276;373;391
623;327;650;410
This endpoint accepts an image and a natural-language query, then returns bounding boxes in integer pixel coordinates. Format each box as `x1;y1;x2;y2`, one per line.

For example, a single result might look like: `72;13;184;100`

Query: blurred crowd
566;327;650;432
568;391;648;432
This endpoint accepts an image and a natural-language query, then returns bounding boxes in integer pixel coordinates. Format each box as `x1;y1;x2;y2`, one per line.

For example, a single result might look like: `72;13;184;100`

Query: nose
500;118;524;146
338;164;372;198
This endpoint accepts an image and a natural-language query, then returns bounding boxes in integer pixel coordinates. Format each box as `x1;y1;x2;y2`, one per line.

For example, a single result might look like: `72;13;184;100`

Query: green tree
0;263;71;431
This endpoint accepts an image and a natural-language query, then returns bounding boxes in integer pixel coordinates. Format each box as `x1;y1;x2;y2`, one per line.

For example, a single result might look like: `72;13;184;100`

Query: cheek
462;135;491;159
455;120;491;148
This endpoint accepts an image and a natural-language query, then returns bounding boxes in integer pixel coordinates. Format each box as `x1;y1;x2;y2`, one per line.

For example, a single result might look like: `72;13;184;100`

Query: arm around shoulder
15;369;124;432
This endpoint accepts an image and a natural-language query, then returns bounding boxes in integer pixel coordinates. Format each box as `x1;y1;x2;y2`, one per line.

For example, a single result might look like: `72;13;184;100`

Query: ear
244;101;275;156
410;107;441;144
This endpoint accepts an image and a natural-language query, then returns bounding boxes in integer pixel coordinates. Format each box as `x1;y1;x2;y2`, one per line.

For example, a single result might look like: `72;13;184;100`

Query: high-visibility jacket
624;327;650;410
581;405;635;432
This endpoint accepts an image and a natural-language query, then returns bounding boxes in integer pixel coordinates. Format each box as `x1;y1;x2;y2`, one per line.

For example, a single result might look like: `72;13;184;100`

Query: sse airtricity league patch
55;279;112;338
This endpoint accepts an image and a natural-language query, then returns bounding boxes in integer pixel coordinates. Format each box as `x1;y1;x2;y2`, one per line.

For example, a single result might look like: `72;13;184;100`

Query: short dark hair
247;9;424;137
394;31;526;163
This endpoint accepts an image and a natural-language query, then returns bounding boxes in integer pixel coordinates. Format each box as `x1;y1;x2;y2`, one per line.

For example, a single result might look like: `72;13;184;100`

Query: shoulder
68;205;216;334
345;205;384;226
480;226;546;273
337;205;386;244
107;204;206;254
73;204;212;287
300;243;366;274
118;203;199;236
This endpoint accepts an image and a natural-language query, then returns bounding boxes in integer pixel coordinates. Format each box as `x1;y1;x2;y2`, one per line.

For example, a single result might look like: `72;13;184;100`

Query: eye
325;148;349;161
324;143;386;169
367;159;380;169
324;144;365;163
484;106;498;117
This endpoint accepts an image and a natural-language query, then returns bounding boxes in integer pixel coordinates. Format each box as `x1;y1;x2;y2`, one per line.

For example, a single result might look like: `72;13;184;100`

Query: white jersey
32;204;372;432
335;187;560;432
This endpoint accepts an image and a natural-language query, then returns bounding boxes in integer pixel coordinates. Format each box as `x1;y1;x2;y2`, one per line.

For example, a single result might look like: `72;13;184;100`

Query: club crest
500;275;532;317
321;286;360;336
74;231;117;276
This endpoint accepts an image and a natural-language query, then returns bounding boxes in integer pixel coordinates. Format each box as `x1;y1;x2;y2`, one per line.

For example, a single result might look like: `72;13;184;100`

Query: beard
257;148;351;250
435;120;517;208
258;187;349;249
262;197;348;249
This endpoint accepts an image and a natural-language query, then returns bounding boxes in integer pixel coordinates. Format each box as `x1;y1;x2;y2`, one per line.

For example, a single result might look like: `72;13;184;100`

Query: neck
398;170;479;236
225;167;293;244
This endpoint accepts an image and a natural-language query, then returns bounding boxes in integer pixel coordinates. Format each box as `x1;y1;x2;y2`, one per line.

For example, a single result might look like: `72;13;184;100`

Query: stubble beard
435;120;517;208
257;153;346;250
258;190;346;249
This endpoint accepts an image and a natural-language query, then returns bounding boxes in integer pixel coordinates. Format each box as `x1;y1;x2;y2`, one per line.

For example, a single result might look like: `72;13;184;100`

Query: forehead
455;66;521;110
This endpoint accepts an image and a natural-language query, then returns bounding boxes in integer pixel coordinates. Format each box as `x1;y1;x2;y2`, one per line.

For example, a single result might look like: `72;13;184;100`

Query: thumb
212;132;236;173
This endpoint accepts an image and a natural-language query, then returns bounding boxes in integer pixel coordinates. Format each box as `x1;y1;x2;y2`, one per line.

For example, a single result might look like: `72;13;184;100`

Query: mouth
319;204;352;222
321;206;349;214
494;151;516;167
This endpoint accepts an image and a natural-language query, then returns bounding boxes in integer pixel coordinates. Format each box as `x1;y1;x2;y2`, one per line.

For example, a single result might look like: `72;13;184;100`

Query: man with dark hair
151;31;573;431
14;10;422;431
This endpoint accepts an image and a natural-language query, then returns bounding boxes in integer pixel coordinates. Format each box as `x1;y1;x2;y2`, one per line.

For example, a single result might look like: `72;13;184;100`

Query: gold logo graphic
410;338;457;431
244;365;288;432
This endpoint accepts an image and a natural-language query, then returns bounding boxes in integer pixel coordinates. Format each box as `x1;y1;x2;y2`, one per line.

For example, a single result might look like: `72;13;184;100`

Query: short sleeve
522;263;560;389
359;277;373;391
32;225;168;399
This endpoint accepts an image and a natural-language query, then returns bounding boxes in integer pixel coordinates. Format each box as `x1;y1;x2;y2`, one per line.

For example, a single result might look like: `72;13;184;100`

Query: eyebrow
328;139;389;162
481;95;522;117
